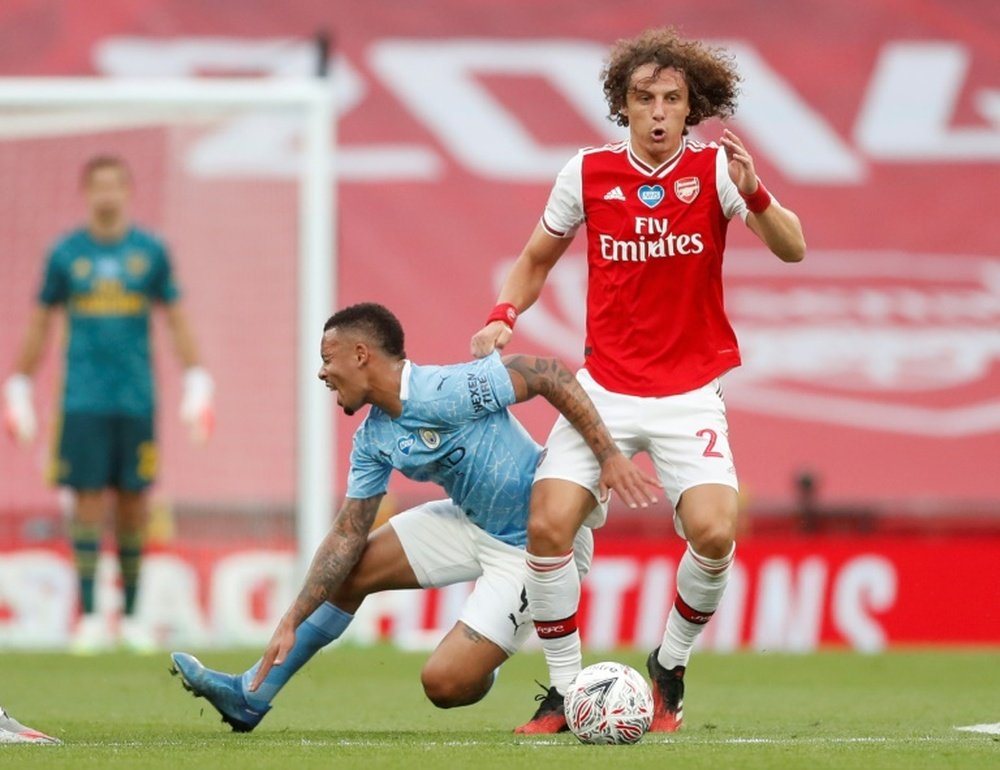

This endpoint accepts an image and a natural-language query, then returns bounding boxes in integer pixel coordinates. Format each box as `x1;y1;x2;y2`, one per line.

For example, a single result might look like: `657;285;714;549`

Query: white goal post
0;77;336;579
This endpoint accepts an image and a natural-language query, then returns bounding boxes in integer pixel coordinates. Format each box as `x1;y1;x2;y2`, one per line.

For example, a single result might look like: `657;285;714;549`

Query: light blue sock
240;602;353;706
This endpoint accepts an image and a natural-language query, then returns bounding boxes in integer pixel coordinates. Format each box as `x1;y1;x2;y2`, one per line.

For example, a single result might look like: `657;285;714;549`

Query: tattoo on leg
461;623;487;644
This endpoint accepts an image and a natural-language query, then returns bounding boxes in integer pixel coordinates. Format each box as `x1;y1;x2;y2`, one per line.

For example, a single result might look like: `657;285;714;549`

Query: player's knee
420;663;489;709
73;491;106;524
527;482;592;555
688;519;736;560
679;489;739;559
526;510;576;555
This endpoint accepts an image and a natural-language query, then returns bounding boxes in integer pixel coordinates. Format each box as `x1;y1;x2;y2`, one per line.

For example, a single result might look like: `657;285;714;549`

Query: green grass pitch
1;647;997;769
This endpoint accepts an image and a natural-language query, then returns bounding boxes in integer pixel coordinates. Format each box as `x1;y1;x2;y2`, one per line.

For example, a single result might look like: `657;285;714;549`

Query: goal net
0;78;334;648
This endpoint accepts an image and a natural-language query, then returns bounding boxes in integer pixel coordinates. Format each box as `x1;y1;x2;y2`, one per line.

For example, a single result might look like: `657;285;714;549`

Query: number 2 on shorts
696;428;724;458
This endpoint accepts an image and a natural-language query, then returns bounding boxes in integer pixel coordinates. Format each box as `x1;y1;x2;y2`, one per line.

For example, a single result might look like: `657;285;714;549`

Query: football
563;661;654;744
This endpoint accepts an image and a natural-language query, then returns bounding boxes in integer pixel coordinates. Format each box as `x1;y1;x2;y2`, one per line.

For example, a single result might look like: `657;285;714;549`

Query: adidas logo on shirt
603;186;626;201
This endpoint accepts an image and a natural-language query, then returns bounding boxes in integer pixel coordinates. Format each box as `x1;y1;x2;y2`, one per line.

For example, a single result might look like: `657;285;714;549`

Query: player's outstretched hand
720;128;759;194
597;453;661;509
470;321;513;359
249;616;297;694
2;374;37;446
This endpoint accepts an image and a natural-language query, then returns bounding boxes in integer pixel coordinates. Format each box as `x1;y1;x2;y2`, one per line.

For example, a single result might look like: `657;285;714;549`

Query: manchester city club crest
419;428;441;449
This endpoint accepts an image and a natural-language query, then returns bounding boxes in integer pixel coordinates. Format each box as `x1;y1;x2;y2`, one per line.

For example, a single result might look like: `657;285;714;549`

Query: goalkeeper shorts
50;411;156;492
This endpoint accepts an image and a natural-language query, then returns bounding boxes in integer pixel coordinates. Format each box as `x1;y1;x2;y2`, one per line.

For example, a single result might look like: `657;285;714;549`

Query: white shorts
533;368;739;534
388;499;594;656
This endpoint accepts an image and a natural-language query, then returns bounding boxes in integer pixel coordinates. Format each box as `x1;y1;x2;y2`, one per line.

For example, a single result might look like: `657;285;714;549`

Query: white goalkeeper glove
180;367;215;444
3;373;37;445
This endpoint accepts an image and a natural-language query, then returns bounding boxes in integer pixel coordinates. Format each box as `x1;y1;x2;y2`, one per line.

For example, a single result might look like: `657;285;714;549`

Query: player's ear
354;342;369;366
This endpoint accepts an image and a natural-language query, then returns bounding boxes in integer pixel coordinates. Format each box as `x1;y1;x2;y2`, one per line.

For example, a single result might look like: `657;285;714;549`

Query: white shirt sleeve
715;143;780;223
540;151;585;238
716;144;748;222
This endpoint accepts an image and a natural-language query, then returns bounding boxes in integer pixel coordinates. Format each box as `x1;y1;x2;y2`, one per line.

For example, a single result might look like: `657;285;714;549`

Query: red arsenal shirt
541;139;750;397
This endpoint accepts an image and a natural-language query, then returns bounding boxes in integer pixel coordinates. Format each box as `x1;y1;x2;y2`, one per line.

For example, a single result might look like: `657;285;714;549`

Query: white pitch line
69;734;988;749
955;723;1000;735
515;736;971;747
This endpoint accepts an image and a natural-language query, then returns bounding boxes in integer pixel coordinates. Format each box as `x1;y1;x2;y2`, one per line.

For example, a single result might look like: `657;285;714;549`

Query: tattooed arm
502;355;659;506
503;355;617;462
249;494;382;691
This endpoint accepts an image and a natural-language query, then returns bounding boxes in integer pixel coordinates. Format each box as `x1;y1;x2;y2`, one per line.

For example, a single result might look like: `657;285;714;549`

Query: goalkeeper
170;302;658;731
3;155;214;653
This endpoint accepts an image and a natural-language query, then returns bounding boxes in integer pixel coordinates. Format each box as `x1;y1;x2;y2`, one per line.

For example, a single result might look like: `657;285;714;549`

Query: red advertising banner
581;535;1000;650
2;533;997;650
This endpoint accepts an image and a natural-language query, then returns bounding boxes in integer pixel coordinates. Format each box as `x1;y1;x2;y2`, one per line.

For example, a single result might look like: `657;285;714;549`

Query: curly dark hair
602;27;741;130
324;302;406;359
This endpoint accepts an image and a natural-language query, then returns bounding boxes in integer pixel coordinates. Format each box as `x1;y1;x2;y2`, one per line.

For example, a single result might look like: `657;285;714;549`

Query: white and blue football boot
0;706;60;745
170;652;270;732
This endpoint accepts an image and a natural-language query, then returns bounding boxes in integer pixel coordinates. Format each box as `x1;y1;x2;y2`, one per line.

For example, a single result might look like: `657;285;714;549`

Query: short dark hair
323;302;406;359
80;154;131;187
602;27;741;130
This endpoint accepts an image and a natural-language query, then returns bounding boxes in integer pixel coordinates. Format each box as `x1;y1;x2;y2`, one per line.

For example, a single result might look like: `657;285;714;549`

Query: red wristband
740;179;772;214
486;303;518;329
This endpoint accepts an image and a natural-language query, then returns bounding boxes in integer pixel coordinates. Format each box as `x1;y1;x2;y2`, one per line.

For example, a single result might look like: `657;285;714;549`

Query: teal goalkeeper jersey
38;226;179;416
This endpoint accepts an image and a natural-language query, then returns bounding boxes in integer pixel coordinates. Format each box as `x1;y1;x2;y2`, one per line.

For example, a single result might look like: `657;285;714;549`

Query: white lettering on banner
750;557;827;652
720;41;864;183
345;588;445;651
96;37;321;78
137;554;208;646
93;37;442;181
210;552;295;645
77;36;999;182
856;43;1000;160
584;559;641;649
634;558;675;648
729;276;1000;324
0;548;903;652
0;551;75;648
505;251;1000;436
832;556;897;653
739;327;1000;391
368;39;613;181
435;582;474;635
695;561;748;653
